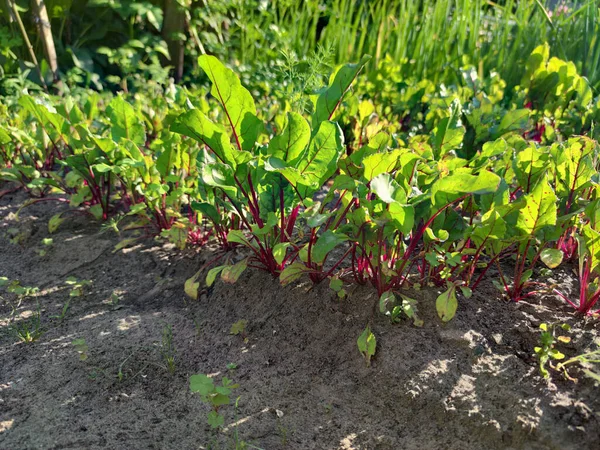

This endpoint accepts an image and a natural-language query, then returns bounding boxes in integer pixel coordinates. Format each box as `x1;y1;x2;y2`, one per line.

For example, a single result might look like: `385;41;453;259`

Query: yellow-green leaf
436;284;458;322
48;213;65;233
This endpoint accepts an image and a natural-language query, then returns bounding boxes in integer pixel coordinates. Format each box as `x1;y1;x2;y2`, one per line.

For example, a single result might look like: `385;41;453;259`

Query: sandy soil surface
1;189;599;450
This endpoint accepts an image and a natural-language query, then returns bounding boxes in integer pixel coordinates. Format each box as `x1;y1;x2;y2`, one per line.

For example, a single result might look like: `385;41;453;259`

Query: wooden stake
8;0;48;91
31;0;59;83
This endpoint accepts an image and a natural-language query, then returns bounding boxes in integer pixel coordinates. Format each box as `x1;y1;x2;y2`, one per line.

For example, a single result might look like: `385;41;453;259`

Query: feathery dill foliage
278;44;335;113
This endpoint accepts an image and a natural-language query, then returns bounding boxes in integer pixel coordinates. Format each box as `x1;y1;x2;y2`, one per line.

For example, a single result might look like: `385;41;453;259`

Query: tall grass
230;0;600;90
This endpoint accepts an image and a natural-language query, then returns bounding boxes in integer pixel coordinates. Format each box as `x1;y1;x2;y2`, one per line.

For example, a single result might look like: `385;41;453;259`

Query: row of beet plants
0;86;212;249
170;55;600;319
1;52;599;321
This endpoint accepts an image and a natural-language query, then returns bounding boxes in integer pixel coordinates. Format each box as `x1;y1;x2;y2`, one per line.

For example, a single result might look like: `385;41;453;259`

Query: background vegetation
1;0;599;94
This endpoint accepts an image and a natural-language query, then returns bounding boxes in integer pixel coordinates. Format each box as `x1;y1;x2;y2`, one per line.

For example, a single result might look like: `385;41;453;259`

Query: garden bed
1;190;599;450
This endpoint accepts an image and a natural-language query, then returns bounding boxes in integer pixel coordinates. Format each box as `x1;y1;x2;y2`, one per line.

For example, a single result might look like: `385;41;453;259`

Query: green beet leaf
436;283;458;322
269;121;344;199
106;96;146;146
268;112;311;163
273;243;291;265
206;266;226;287
221;258;248;284
579;225;600;274
493;109;530;138
199;55;262;151
370;173;405;204
540;248;563;269
431;170;501;206
362;149;403;182
294;120;343;180
553;138;596;199
172;109;238;168
513;146;549;193
470;210;507;254
379;291;396;313
312;55;371;126
279;262;310;286
227;230;253;247
516;177;557;236
522;43;549;82
19;96;70;145
389;203;414;235
357;325;376;367
311;230;348;265
200;163;237;196
431;99;464;158
191;202;220;224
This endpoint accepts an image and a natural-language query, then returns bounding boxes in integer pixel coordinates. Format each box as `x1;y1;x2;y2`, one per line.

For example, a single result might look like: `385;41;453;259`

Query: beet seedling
357;325;376;367
534;323;571;379
379;291;423;326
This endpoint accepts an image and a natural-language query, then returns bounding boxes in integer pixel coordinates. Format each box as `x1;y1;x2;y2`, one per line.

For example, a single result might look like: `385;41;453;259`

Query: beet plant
574;224;600;315
551;137;598;260
560;200;600;315
503;177;560;301
173;54;370;283
0;90;211;248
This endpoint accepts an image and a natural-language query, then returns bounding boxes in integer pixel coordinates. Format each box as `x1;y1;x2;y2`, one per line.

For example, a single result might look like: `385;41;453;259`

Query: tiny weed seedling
1;277;40;304
116;352;138;382
72;338;89;361
193;318;202;337
357;325;376;367
535;323;571;379
100;215;125;235
190;372;239;429
379;291;424;326
7;227;28;245
230;319;248;339
108;291;123;310
556;346;600;384
51;297;72;322
37;238;53;257
65;277;92;297
274;409;288;447
11;303;44;344
51;278;92;322
160;324;177;375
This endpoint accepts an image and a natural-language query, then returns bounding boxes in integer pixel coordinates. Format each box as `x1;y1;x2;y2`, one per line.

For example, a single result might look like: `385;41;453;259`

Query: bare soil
1;189;599;450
